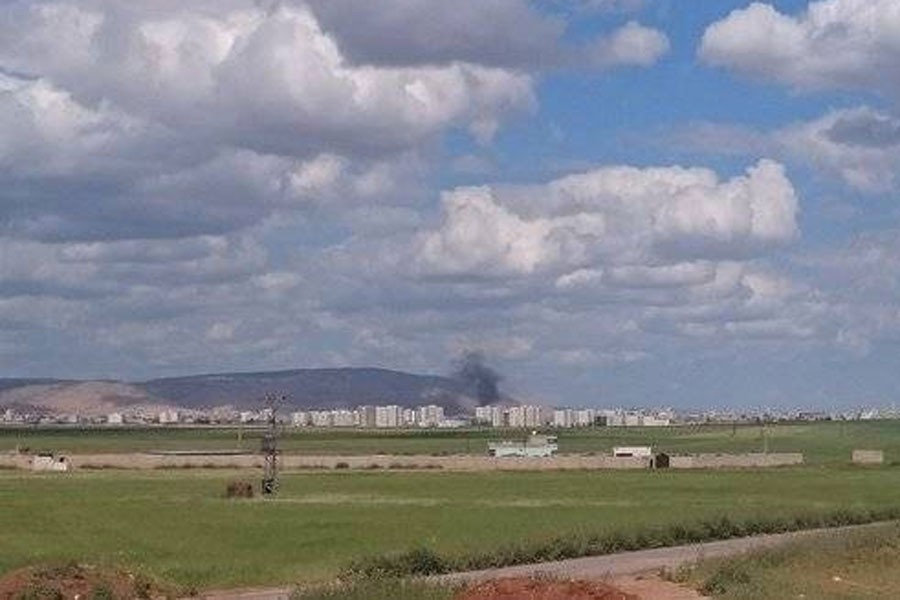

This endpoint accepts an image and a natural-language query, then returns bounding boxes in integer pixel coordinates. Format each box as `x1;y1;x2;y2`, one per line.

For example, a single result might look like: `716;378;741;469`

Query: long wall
669;453;803;469
2;451;806;471
1;452;650;471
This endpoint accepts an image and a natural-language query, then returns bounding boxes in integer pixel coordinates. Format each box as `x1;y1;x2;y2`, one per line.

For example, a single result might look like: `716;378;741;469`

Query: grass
2;467;900;589
2;421;899;465
291;579;456;600
679;522;900;599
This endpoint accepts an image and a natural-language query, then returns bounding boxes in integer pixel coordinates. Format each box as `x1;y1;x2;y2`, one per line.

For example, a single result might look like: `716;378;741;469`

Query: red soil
0;564;169;600
455;577;639;600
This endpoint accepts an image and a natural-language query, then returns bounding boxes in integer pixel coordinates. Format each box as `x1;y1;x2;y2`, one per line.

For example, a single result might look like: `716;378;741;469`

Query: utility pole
261;393;284;495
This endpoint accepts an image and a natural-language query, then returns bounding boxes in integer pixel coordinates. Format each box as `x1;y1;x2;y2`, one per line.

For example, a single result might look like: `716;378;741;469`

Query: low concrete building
31;453;70;472
613;446;653;458
852;449;885;465
488;434;558;457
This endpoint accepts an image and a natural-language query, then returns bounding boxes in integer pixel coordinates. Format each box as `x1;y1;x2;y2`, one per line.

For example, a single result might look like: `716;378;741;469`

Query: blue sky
2;0;900;409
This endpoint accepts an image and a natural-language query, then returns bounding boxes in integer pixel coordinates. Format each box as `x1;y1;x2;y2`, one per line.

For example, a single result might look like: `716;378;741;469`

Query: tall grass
291;578;456;600
680;522;900;598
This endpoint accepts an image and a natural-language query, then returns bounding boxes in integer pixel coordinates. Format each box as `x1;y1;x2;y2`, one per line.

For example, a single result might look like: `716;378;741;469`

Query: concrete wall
669;453;803;469
3;451;806;471
1;452;650;471
852;450;884;465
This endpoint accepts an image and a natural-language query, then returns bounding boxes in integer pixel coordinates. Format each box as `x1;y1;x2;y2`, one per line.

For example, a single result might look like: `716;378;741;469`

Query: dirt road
196;522;895;600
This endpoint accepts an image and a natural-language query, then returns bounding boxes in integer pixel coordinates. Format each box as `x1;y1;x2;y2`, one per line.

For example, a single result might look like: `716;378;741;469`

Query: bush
334;462;350;470
700;562;752;595
225;480;254;498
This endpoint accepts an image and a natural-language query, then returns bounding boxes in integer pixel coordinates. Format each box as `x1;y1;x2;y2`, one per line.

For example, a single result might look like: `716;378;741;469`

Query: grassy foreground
2;421;899;465
1;467;899;589
680;522;900;599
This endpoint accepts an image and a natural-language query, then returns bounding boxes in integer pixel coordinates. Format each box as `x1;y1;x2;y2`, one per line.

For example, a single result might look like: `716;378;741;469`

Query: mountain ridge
0;367;505;416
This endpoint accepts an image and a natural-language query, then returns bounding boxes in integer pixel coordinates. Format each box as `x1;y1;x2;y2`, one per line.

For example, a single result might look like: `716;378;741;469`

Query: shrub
700;561;753;595
334;462;350;470
225;480;254;498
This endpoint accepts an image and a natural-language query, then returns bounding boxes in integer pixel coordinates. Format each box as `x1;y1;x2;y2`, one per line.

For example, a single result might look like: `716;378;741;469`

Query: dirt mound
455;577;638;600
0;563;171;600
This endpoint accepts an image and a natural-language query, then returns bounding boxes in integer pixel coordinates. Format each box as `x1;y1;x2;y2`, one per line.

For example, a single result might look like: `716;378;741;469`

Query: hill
0;368;497;415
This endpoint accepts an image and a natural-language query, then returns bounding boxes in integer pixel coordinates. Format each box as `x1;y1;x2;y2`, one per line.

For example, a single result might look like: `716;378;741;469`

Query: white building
158;409;179;425
31;453;70;472
613;446;653;458
291;411;310;427
375;405;402;428
357;405;376;428
553;409;575;428
474;406;493;425
310;410;333;427
418;405;444;427
489;435;558;457
107;412;124;425
575;408;596;427
331;409;356;427
402;408;418;427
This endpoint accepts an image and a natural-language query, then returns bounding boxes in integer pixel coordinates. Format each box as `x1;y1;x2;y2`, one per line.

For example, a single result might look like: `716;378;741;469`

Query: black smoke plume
454;351;501;405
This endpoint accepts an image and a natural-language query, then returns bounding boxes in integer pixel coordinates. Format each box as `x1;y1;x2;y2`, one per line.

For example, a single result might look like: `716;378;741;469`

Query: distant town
2;403;897;428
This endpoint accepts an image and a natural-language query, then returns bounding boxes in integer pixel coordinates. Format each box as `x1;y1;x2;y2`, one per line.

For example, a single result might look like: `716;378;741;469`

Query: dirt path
437;522;891;585
195;522;894;600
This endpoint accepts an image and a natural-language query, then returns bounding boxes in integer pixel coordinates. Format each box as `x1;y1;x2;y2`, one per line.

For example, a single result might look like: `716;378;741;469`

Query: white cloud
668;106;900;194
776;107;900;192
589;21;670;68
415;160;798;277
1;2;536;156
700;0;900;101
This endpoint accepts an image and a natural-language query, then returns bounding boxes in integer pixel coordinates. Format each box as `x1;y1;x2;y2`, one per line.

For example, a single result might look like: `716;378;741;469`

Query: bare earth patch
0;563;171;600
454;576;638;600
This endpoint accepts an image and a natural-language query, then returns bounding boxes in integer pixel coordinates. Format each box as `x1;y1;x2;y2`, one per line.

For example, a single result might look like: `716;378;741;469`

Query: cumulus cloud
415;160;798;277
668;106;900;194
0;1;535;157
700;0;900;101
308;0;667;71
588;21;670;68
0;1;540;241
307;0;565;69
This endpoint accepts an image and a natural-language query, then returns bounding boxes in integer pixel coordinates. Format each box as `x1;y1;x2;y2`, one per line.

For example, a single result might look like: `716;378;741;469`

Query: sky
2;0;900;410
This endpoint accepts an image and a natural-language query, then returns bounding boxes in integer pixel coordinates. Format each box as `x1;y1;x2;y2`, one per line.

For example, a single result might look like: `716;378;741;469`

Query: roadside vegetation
343;508;900;578
678;522;900;599
291;578;456;600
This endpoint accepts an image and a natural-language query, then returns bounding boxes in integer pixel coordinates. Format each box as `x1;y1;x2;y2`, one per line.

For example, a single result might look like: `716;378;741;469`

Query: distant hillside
139;368;482;412
0;380;173;417
0;367;503;415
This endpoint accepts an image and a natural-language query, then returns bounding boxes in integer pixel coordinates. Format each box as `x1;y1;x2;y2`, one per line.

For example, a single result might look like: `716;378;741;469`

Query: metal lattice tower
261;393;283;495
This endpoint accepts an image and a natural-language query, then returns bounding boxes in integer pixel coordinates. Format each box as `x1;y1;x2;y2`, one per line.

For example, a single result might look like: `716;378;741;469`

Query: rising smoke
454;351;501;405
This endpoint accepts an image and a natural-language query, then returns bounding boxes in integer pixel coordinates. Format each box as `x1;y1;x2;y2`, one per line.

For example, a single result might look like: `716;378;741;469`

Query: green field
3;420;900;465
2;466;899;589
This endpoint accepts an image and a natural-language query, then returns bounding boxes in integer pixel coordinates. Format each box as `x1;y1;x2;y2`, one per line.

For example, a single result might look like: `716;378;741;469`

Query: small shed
613;446;652;458
852;449;884;465
488;435;558;458
31;453;69;472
